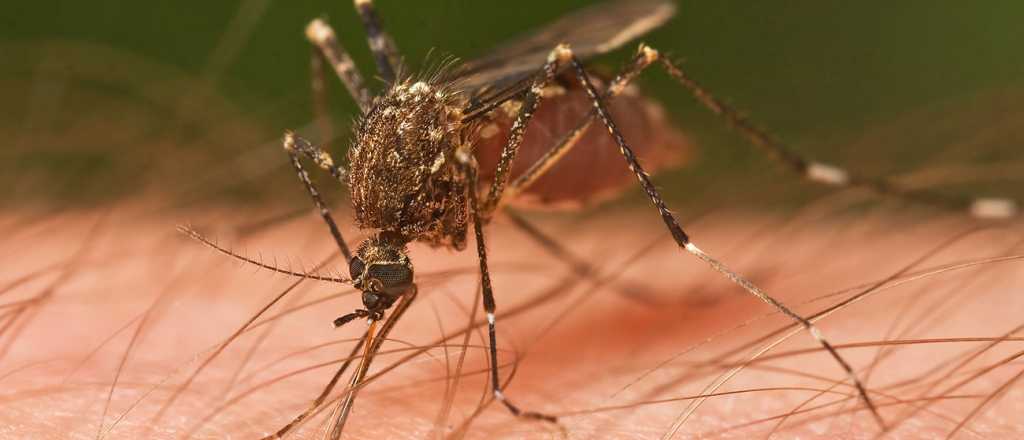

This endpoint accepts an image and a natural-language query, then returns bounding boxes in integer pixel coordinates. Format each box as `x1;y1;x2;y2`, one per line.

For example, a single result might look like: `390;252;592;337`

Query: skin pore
2;204;1023;439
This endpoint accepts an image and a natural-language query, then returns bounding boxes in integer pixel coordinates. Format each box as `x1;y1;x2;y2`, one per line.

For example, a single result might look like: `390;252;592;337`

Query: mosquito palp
180;0;1019;437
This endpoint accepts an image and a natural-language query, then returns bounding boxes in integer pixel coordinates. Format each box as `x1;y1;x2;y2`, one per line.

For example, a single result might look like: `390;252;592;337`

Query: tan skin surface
2;204;1024;439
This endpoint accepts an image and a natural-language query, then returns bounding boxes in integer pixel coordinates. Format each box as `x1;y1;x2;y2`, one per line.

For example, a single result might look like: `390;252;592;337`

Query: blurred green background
3;0;1023;214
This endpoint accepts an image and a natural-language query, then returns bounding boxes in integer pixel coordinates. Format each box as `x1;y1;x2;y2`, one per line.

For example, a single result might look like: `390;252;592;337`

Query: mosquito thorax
349;231;414;310
347;78;471;250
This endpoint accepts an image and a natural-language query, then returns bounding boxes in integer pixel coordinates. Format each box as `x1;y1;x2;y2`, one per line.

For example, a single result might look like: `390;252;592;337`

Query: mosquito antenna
177;225;351;283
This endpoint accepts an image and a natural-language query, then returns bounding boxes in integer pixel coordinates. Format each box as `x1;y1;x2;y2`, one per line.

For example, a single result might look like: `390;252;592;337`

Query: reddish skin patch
2;207;1022;439
475;77;691;209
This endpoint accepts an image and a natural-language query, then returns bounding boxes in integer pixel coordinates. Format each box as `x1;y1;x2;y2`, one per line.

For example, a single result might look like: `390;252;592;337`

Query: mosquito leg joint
806;161;850;186
638;43;659;63
970;198;1018;219
550;43;574;63
305;19;334;45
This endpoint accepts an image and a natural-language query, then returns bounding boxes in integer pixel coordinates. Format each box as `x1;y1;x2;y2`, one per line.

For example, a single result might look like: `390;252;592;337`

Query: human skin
2;205;1023;439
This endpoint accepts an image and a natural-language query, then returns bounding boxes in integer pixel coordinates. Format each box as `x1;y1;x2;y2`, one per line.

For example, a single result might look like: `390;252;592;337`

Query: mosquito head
349;230;414;312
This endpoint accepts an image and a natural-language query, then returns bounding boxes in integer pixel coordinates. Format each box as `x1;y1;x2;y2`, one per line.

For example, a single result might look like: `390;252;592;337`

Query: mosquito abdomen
475;80;692;209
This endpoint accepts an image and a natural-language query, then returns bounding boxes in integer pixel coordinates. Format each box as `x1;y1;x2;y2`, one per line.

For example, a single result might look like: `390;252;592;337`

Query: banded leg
282;132;353;262
457;151;557;424
283;131;347;185
309;46;337;152
260;332;367;440
261;288;416;440
480;45;570;216
505;208;660;306
556;44;888;430
218;55;345;241
352;0;402;83
505;45;1017;220
326;286;417;439
656;57;1017;220
506;44;660;199
305;18;373;112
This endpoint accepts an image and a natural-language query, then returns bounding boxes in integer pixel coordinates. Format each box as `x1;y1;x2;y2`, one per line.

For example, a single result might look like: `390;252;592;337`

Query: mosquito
184;0;1018;437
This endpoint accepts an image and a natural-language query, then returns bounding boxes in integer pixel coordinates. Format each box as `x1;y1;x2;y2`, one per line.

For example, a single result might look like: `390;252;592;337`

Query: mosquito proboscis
180;0;1019;437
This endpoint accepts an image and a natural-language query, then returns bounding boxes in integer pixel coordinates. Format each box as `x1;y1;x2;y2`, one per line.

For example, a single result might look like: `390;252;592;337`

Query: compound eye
366;263;412;295
349;257;366;280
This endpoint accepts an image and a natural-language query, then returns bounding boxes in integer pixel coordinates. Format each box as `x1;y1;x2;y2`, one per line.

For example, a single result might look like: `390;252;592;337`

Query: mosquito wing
456;0;676;95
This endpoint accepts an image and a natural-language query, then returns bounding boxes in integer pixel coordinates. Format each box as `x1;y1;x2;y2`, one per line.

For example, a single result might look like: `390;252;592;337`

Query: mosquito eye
349;257;366;279
366;263;412;295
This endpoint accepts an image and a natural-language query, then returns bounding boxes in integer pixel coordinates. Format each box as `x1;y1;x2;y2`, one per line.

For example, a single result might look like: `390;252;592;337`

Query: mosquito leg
558;44;888;430
352;0;402;83
504;208;601;283
245;48;347;244
505;44;1017;220
282;131;353;262
200;52;340;242
260;333;367;440
309;47;337;152
327;286;417;439
305;18;373;112
504;208;661;306
456;152;558;424
655;56;1017;219
261;288;416;440
480;45;569;216
284;131;347;185
506;44;660;198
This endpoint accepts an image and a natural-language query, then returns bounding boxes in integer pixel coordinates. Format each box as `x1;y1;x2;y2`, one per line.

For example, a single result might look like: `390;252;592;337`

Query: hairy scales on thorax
348;77;475;250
